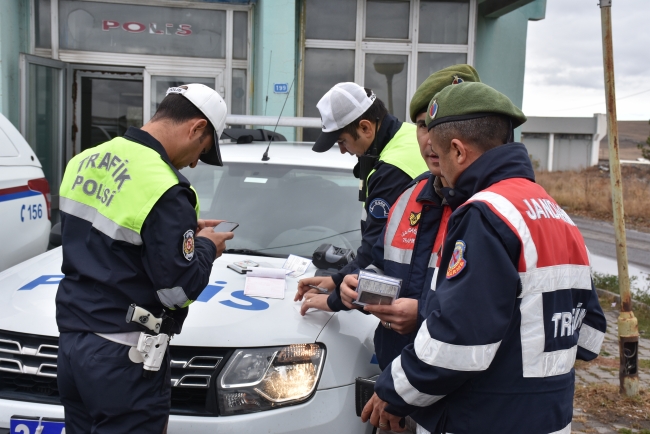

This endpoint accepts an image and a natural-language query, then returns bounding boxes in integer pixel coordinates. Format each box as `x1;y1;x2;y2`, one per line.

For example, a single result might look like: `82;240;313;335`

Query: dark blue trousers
57;332;171;434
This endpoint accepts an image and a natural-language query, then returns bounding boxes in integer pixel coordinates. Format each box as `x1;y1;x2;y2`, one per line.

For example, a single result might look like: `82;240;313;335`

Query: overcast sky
522;0;650;120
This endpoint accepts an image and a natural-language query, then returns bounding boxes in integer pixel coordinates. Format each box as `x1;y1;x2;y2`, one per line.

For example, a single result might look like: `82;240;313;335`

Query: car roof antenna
264;51;272;116
262;56;302;162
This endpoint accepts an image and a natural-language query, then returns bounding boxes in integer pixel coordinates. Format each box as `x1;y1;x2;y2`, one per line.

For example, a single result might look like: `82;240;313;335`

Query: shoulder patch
446;240;467;279
182;229;195;261
452;75;464;85
369;198;391;219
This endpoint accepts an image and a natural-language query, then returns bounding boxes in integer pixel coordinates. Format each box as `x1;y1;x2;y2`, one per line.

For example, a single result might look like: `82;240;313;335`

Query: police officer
361;82;607;433
297;82;427;311
55;84;233;433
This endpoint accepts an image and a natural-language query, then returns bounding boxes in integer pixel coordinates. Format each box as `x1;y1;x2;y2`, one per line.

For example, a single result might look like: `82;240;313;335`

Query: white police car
0;140;380;434
0;113;51;272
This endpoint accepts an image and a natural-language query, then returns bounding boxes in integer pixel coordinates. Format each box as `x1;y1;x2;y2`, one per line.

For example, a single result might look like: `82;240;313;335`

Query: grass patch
594;272;650;339
574;384;650;429
536;166;650;231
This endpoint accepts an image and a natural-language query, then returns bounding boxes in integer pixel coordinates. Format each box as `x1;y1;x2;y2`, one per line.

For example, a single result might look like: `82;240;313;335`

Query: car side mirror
48;222;62;250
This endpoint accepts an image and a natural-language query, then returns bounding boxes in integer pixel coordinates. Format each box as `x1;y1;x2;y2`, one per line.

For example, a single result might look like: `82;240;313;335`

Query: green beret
426;82;527;130
409;64;481;122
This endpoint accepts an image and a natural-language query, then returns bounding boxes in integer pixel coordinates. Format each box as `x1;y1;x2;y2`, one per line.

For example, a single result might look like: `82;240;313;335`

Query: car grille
0;330;231;416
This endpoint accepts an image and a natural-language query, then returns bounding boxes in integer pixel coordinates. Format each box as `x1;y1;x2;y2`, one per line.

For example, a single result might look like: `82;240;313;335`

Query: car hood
0;249;334;347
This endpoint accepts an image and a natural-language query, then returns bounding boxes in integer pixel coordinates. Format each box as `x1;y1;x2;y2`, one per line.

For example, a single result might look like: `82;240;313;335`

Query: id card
353;270;401;306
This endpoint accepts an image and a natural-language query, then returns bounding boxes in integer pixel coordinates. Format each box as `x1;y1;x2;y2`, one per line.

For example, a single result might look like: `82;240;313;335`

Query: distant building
522;115;607;172
0;0;546;218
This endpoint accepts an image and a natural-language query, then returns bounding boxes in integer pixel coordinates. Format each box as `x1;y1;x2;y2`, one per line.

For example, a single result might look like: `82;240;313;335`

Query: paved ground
572;309;650;433
573;215;650;270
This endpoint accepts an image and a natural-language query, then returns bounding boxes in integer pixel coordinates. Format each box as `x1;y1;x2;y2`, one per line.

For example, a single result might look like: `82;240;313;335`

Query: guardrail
225;115;321;128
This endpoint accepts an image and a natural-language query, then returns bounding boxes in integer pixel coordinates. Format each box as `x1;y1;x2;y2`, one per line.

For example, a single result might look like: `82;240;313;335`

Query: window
302;0;476;138
33;0;251;118
58;1;227;58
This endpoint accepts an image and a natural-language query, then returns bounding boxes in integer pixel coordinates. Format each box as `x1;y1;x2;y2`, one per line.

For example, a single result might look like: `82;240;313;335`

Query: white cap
166;84;228;166
313;82;376;152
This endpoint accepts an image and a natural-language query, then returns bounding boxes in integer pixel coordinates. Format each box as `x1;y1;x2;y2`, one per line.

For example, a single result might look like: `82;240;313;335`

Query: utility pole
599;0;639;396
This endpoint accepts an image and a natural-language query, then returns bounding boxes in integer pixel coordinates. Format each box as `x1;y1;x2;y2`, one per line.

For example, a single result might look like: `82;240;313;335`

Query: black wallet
355;374;379;417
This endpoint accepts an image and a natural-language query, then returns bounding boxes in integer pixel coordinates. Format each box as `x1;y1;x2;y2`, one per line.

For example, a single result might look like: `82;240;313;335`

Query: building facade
522;114;607;172
0;0;546;217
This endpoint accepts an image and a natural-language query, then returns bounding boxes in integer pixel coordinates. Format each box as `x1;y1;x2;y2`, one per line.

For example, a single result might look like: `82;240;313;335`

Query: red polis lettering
102;20;192;36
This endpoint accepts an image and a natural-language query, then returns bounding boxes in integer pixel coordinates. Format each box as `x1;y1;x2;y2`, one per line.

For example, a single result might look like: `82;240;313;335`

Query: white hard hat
166;84;227;166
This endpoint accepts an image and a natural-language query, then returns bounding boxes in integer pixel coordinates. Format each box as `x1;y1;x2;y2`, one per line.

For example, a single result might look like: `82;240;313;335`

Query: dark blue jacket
327;115;416;311
56;128;216;334
374;143;607;434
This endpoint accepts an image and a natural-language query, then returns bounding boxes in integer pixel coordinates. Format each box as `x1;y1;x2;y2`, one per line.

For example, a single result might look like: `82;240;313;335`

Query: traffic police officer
297;82;427;310
362;82;608;433
56;84;233;433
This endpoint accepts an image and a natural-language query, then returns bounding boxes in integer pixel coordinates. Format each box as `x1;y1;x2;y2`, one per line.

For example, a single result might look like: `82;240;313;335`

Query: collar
415;173;444;206
123;127;191;188
441;142;535;210
366;114;402;157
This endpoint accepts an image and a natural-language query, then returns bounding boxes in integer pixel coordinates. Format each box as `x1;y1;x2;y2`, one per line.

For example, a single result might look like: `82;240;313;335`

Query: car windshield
181;162;362;258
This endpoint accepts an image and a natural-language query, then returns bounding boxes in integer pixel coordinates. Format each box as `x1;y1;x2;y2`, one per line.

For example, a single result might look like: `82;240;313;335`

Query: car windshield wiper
223;248;287;258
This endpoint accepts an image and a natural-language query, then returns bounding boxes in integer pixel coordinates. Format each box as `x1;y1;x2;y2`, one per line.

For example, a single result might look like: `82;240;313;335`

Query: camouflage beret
426;82;527;130
409;64;481;122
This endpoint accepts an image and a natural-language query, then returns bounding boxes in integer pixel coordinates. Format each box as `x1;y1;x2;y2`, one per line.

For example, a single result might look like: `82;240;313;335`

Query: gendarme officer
56;84;233;433
362;82;607;433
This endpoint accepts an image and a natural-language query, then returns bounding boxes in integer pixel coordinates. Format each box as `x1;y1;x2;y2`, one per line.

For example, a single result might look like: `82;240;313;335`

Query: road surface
572;215;650;271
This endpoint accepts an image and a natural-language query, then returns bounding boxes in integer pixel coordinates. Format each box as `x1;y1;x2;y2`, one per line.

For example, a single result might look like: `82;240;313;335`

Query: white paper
282;254;312;278
244;267;286;299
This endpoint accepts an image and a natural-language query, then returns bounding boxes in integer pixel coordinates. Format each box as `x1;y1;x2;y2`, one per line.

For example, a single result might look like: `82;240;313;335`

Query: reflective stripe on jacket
369;173;451;369
374;143;607;434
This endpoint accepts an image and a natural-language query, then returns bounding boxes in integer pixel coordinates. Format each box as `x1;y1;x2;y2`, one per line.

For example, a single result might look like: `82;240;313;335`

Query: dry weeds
536;166;650;231
574;383;650;429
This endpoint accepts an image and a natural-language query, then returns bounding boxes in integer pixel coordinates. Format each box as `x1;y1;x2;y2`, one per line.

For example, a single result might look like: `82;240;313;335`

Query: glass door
73;70;143;153
20;54;67;220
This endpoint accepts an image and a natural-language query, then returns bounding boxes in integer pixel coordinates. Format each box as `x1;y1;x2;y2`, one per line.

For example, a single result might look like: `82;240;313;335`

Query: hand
340;274;362;310
300;293;333;316
197;227;233;259
197;219;223;232
364;298;419;334
361;393;404;432
295;276;336;301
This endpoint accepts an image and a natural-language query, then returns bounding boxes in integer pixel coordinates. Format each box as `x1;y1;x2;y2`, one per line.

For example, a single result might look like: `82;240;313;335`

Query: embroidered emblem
369;198;391;219
409;211;421;227
452;75;464;85
446;240;467;279
428;99;438;119
182;229;195;261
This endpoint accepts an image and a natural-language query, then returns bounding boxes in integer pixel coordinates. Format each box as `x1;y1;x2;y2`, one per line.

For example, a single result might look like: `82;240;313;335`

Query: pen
308;284;330;294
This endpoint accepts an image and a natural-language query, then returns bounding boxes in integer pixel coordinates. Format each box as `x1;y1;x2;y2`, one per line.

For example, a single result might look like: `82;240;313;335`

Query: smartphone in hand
213;221;239;232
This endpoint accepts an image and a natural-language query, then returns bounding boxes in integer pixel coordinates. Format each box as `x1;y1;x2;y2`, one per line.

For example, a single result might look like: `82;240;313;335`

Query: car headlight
217;343;325;415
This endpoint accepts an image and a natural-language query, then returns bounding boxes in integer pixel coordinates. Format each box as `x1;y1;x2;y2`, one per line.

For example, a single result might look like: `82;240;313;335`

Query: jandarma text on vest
523;198;575;225
70;151;132;207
